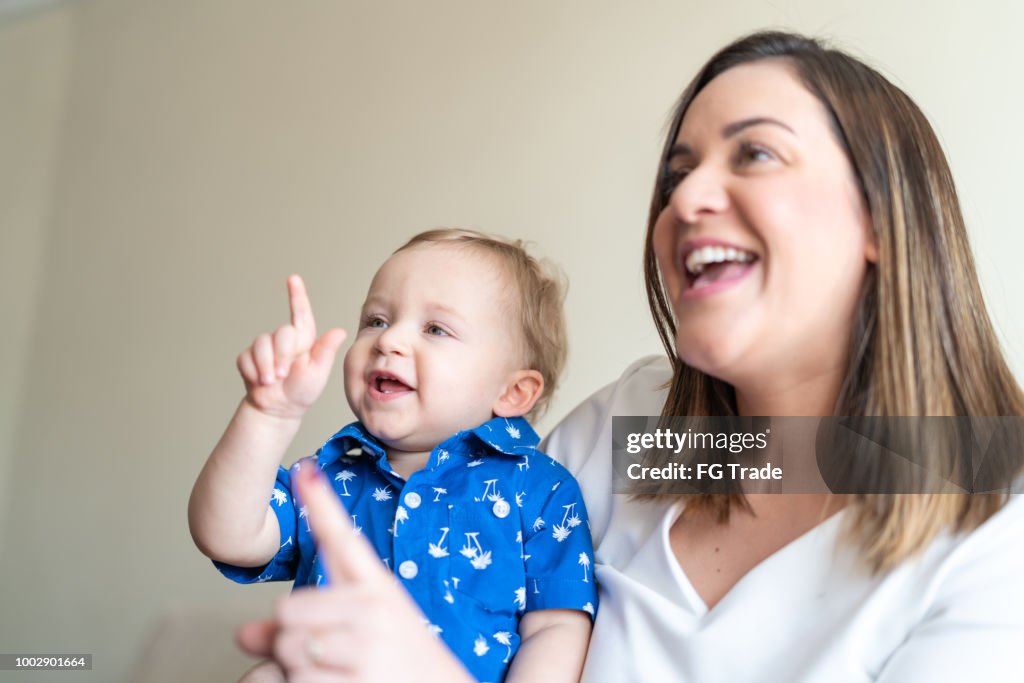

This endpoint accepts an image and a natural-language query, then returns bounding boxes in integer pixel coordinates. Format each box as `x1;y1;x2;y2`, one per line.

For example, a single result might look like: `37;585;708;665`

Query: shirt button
398;560;418;579
404;492;422;509
492;499;511;519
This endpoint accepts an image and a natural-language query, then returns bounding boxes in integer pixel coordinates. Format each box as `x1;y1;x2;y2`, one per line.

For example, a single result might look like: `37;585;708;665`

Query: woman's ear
860;199;879;264
864;227;879;264
492;370;544;418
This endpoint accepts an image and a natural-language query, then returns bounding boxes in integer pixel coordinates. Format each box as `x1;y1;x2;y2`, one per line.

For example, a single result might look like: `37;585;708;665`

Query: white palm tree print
561;503;579;527
334;470;356;496
432;487;447;502
393;506;409;537
532;517;545;532
515;491;525;507
504;420;520;440
583;602;595;616
428;527;450;558
350;514;362;534
493;631;513;663
579;552;591;583
473;634;489;657
460;532;493;570
443;579;454;604
476;479;498;502
280;535;293;549
299;505;310;532
552;502;580;542
437;449;450;465
514;587;526;611
270;489;287;506
467;459;485;468
371;486;392;502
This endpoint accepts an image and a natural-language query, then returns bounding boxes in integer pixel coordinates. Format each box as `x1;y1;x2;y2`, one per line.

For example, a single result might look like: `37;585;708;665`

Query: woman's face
653;59;876;393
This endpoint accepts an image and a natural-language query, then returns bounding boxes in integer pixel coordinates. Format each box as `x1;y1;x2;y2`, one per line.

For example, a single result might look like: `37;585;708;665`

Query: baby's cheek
341;347;363;407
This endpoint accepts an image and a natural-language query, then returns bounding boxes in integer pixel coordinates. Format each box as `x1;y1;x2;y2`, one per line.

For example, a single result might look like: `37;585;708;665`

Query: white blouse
543;356;1024;683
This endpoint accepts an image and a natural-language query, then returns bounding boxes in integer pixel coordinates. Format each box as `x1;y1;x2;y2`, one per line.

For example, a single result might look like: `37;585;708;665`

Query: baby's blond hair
395;228;567;420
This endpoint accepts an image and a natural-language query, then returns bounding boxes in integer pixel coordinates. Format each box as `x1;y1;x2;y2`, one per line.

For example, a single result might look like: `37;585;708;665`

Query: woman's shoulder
542;355;671;473
539;356;671;545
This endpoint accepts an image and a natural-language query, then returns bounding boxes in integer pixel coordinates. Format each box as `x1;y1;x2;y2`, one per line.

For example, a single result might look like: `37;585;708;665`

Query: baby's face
343;243;525;453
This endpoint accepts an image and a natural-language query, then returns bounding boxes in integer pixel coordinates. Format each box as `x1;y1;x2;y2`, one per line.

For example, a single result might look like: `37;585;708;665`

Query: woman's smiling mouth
679;239;760;298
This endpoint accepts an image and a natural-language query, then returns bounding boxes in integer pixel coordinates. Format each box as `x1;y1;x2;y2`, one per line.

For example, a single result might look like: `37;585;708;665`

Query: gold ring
307;632;326;667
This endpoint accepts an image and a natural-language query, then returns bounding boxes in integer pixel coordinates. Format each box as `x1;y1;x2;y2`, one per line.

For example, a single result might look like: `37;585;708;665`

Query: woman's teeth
685;245;756;276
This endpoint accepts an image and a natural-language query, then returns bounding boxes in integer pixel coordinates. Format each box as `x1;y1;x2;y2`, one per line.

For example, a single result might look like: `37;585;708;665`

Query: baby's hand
237;275;346;420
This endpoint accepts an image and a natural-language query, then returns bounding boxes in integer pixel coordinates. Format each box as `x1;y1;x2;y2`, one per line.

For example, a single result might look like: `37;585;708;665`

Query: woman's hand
236;464;477;683
237;275;346;420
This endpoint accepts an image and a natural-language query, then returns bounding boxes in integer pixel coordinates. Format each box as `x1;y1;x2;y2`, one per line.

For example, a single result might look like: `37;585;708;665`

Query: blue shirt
216;416;598;683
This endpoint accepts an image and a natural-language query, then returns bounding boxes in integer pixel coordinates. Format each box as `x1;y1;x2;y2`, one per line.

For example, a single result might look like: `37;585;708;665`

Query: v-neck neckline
660;501;848;619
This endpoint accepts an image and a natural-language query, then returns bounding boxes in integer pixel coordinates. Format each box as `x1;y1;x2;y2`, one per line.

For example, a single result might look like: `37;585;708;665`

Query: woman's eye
660;166;691;200
425;324;449;337
736;142;774;165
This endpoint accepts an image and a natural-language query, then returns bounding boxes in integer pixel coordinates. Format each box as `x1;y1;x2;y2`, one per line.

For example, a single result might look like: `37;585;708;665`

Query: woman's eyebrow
722;116;795;138
666;143;694;161
668;116;795;160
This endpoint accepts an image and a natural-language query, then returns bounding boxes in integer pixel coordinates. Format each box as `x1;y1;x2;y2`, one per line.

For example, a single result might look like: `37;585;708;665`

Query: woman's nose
668;166;730;225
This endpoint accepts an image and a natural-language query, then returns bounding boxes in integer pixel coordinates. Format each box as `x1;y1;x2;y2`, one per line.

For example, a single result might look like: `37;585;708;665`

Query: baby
189;229;596;683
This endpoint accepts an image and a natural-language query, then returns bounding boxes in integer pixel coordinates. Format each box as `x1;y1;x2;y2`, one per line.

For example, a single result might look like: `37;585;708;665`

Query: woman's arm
875;496;1024;682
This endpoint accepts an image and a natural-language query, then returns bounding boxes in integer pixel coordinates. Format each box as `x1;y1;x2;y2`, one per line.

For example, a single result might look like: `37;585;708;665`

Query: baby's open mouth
376;376;412;393
684;245;759;290
370;371;414;395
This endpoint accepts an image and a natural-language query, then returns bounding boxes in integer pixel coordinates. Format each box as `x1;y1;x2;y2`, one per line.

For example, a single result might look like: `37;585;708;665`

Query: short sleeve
213;464;301;584
521;466;599;618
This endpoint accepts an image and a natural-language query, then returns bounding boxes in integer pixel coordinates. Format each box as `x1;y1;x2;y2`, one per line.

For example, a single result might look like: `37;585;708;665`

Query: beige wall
0;5;73;558
1;1;1021;681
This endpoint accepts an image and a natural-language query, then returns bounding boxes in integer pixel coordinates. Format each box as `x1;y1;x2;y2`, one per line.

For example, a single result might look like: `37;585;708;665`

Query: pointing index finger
293;463;384;585
287;275;317;348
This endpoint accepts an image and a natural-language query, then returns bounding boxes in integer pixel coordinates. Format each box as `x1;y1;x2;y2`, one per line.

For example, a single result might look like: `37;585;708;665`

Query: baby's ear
493;370;544;418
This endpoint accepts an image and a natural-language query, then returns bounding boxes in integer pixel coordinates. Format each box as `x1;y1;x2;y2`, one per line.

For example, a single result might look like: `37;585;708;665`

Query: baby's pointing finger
287;275;317;349
293;463;383;585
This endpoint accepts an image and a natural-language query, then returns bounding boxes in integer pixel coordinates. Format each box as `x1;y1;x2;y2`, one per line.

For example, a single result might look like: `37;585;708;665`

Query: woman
238;31;1024;682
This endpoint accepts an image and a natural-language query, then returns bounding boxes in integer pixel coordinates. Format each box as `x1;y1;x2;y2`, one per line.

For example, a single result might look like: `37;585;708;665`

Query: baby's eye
425;324;449;337
363;315;388;329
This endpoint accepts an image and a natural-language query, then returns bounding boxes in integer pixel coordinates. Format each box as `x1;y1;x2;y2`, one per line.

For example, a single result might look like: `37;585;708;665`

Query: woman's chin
675;334;750;385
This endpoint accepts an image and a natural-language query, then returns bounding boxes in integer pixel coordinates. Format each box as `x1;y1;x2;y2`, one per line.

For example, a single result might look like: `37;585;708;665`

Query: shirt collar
315;416;539;468
462;416;539;457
